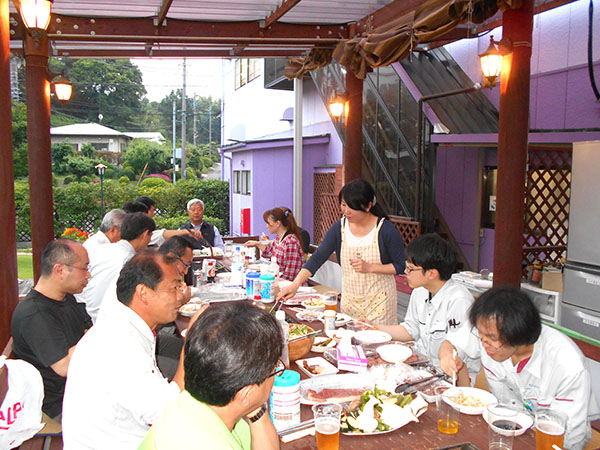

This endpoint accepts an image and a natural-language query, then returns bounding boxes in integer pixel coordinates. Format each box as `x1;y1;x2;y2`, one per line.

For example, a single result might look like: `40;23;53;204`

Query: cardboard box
542;269;563;292
336;345;367;373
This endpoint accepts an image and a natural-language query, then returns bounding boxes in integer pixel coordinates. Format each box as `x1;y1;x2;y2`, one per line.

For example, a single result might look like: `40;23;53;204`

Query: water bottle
269;369;301;432
275;310;289;368
269;256;280;280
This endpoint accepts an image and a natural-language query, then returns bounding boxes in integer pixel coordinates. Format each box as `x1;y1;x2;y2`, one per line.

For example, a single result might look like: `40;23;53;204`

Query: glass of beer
435;386;461;434
312;403;342;450
535;408;567;450
323;292;338;312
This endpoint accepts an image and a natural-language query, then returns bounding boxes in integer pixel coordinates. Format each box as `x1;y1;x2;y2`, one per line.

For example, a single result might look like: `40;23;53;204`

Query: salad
341;387;427;434
289;323;313;339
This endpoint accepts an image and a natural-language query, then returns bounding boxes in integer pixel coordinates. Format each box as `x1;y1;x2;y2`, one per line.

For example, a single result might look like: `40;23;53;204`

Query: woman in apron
278;179;405;325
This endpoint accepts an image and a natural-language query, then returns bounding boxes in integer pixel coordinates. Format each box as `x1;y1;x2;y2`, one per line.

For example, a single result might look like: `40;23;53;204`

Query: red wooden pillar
25;33;54;282
493;0;534;287
0;0;18;348
343;70;363;184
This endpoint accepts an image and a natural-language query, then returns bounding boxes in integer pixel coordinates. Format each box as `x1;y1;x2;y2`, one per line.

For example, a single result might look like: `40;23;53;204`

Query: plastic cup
487;403;518;450
535;408;567;450
323;292;338;312
312;403;342;450
436;386;461;434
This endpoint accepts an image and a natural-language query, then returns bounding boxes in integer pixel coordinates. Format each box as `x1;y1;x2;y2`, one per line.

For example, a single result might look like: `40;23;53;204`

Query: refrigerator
560;140;600;340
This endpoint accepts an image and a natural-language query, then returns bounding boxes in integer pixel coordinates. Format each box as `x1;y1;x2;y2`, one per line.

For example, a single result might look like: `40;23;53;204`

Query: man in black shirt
11;239;92;420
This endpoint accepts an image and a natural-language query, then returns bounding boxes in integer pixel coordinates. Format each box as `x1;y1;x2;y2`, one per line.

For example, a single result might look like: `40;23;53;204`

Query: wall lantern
53;75;72;102
479;36;511;88
19;0;53;32
329;92;348;119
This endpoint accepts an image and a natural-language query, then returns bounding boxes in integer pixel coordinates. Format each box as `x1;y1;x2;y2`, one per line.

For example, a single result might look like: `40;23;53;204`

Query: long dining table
176;264;537;450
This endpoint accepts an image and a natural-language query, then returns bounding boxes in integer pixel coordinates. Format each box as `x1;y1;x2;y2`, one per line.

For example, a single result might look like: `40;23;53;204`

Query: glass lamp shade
53;76;72;102
479;37;503;87
329;100;345;118
20;0;53;31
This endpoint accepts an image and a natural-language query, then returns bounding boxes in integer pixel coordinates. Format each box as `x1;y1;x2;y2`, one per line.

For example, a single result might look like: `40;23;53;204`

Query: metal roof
399;47;499;134
50;122;125;136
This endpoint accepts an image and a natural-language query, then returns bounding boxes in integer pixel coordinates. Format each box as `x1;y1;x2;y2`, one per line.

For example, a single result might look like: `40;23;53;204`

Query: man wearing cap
179;199;225;250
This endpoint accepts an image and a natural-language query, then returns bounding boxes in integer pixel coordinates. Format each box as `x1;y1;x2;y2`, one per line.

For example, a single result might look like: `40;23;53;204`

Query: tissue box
337;345;368;373
542;269;563;292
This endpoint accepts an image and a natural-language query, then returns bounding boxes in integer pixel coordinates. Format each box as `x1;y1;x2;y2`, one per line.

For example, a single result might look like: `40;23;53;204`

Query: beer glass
312;403;342;450
436;386;461;434
323;291;338;312
487;403;518;450
535;408;567;450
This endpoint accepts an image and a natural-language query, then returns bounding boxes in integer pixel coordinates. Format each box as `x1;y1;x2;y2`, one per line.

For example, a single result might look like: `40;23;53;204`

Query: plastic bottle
259;273;275;303
269;256;280;280
323;309;336;333
275;310;290;368
245;271;261;299
206;261;216;283
269;369;301;432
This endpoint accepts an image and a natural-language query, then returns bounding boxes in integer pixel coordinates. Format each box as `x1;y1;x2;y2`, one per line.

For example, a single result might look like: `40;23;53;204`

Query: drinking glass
487;403;518;450
435;386;461;434
312;403;342;450
323;291;338;312
535;408;567;450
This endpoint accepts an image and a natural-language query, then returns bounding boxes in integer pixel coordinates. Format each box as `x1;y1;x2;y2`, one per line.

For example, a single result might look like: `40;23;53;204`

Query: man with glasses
439;286;599;450
11;239;92;421
63;250;205;449
378;233;480;381
139;302;282;450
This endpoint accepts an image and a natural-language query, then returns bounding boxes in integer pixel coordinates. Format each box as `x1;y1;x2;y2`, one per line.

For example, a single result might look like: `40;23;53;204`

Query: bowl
288;325;316;361
376;344;413;363
443;387;498;415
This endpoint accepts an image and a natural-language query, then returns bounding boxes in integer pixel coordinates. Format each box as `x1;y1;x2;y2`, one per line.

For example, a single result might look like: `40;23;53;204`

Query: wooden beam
52;48;311;58
47;34;339;45
264;0;302;28
156;0;174;26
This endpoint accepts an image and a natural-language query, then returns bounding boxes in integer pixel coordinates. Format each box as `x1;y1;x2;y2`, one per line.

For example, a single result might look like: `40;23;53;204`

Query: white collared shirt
149;229;166;247
83;230;110;254
449;325;600;450
62;300;180;450
75;240;136;322
401;279;480;380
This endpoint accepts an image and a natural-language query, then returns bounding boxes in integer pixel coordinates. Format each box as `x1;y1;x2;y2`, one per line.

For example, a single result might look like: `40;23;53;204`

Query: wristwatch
247;402;268;423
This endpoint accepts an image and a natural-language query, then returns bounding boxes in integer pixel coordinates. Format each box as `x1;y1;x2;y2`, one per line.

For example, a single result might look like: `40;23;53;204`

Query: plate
354;330;392;346
482;408;533;437
376;344;413;364
325;328;355;342
299;374;374;405
178;301;208;317
443;387;497;415
317;312;352;327
296;357;339;377
302;297;325;311
296;310;322;322
311;336;337;353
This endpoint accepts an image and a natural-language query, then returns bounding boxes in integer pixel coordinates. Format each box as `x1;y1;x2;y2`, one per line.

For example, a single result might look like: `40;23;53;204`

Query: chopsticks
278;419;315;436
288;330;321;342
394;373;445;394
452;349;457;386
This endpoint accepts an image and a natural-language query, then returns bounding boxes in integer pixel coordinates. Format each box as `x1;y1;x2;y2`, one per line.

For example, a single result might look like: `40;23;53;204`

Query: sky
132;58;224;102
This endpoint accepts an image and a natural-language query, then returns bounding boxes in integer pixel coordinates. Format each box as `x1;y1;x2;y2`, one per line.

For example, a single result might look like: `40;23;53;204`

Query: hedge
14;178;230;241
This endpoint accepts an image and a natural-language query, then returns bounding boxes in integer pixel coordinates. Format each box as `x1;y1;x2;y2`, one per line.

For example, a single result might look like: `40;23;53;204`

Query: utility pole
208;108;212;159
181;57;187;179
193;94;197;147
172;99;176;184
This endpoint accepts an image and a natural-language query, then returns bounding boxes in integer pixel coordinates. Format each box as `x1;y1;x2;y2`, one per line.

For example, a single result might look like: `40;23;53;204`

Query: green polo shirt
138;390;251;450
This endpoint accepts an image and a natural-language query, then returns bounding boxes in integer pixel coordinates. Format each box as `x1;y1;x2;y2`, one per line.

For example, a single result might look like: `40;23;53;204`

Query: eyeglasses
269;360;286;378
470;328;505;351
404;265;424;274
64;264;90;272
176;257;192;271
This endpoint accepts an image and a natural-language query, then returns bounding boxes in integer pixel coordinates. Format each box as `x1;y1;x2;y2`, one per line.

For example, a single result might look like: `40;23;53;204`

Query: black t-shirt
11;290;92;418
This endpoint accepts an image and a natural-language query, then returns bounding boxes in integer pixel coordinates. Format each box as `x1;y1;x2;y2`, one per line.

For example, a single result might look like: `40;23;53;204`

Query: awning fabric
285;0;523;79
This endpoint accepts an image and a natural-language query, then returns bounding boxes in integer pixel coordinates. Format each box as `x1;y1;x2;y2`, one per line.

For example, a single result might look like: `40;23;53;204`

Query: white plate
325;328;355;342
317;312;352;327
376;344;413;363
354;330;392;346
300;374;374;405
311;336;337;353
302;298;325;311
178;301;208;317
443;387;497;415
296;357;339;378
296;310;322;322
482;408;533;437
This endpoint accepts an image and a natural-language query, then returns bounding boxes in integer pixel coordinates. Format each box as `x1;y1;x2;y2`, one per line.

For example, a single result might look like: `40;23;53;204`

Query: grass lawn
17;254;34;279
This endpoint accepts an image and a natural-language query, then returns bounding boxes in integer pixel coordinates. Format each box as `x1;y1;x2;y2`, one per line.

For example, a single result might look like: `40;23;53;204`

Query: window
235;58;261;89
90;142;109;152
233;170;240;193
241;170;251;195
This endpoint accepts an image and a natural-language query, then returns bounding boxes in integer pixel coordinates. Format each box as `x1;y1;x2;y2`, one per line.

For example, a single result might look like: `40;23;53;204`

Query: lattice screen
313;172;340;244
389;215;421;246
523;147;572;268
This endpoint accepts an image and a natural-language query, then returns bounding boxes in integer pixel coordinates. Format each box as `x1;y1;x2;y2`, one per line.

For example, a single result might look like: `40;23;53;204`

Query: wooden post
493;0;534;287
25;33;54;281
0;0;19;348
343;70;363;184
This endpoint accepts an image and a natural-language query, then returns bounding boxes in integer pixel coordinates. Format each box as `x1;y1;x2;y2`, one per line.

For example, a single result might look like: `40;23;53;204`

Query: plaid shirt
262;233;305;281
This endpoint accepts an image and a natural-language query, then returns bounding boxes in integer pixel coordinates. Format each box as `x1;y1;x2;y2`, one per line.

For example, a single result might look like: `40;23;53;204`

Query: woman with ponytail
245;207;305;281
278;179;405;325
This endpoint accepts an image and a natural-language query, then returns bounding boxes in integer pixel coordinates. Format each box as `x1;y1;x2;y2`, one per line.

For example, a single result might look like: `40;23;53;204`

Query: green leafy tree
48;58;147;131
80;143;97;158
122;139;171;176
51;142;76;174
12;102;28;178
